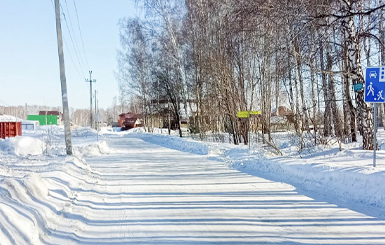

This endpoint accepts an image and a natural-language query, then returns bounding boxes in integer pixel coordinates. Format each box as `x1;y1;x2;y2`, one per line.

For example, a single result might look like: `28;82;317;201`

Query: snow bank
0;136;46;156
71;127;98;137
133;132;209;155
1;173;48;204
225;149;385;208
73;140;110;157
26;125;98;138
23;173;50;198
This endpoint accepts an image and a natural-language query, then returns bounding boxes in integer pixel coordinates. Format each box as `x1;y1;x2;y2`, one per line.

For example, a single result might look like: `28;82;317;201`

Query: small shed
27;114;58;125
39;111;62;121
22;120;40;130
0;114;22;139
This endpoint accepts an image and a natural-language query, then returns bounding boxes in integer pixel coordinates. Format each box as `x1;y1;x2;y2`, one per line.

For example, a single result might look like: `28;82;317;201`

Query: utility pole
94;90;97;116
96;97;99;141
86;71;96;128
94;89;98;133
54;0;72;155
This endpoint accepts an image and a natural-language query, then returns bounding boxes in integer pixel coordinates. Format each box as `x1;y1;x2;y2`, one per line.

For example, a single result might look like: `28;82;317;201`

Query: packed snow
0;124;385;244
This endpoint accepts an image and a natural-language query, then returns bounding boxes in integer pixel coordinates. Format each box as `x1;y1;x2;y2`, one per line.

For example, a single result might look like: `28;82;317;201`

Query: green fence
27;115;58;125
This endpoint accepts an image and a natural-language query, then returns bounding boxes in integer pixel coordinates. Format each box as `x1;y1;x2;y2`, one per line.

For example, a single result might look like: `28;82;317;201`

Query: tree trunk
340;4;374;149
294;37;309;132
379;0;385;128
327;27;342;138
342;40;352;143
320;44;332;137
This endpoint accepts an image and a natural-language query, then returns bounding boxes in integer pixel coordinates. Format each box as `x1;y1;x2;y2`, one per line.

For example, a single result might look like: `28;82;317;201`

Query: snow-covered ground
0;125;385;244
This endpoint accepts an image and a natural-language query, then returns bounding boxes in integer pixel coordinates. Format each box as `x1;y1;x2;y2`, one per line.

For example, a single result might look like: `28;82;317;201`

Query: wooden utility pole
54;0;72;155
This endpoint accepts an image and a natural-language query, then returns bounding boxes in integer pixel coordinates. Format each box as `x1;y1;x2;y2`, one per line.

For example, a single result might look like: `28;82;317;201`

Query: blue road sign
365;67;385;103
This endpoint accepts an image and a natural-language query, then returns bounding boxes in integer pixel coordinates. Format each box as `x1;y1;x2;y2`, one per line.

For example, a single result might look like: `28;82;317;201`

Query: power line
0;99;10;107
50;0;88;79
63;36;84;78
63;0;89;71
73;0;90;70
60;3;87;77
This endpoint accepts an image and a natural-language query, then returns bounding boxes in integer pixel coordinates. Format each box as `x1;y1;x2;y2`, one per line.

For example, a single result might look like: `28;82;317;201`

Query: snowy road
47;135;385;244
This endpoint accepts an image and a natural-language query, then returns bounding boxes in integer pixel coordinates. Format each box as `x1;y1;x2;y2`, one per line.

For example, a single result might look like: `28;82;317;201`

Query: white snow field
0;125;385;244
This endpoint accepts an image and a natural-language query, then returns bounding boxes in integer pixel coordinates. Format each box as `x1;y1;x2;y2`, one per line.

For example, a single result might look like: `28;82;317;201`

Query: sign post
364;67;385;167
373;104;378;167
237;111;261;148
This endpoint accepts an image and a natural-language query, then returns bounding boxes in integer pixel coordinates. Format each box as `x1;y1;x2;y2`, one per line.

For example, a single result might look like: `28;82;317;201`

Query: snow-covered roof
0;114;22;122
22;120;40;125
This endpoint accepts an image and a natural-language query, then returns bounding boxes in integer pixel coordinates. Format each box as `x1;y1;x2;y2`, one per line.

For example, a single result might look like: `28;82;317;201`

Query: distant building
271;106;292;116
0;114;22;139
39;111;62;123
21;120;39;130
28;114;58;125
119;113;143;130
270;106;294;131
149;98;194;129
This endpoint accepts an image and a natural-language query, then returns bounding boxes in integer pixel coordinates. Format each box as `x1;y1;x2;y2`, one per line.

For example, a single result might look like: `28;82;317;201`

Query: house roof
119;113;142;119
39;111;61;116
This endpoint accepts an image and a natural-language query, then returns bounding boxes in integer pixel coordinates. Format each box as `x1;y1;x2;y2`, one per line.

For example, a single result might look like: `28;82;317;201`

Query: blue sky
0;0;138;109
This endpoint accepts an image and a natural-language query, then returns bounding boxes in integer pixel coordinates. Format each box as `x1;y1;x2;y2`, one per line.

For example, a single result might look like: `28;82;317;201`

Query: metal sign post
364;67;385;167
373;104;378;167
248;111;250;150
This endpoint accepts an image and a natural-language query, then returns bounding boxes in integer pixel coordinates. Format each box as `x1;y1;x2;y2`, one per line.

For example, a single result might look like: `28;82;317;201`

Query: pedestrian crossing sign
364;67;385;103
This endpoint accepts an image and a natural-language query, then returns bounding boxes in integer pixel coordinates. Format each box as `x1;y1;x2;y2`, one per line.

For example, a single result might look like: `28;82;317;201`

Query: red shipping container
0;122;22;139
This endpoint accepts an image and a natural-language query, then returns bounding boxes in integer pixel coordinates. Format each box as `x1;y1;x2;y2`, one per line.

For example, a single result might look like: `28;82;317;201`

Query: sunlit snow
0;125;384;244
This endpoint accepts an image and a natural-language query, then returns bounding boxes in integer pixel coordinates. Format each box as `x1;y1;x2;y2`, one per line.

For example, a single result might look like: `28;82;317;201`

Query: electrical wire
49;0;54;9
49;0;83;79
50;0;90;80
63;0;89;72
73;0;90;70
63;36;85;78
60;3;87;78
0;99;10;107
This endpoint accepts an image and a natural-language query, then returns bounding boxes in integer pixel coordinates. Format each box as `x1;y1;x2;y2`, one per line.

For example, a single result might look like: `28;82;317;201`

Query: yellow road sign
237;111;249;118
237;111;261;118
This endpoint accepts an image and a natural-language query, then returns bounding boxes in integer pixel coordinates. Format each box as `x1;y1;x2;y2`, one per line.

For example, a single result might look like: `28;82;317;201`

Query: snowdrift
131;132;209;155
0;136;46;156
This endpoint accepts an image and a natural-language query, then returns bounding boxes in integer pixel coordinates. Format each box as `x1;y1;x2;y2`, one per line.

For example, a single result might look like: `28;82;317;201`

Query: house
271;106;292;117
119;113;143;130
270;106;294;131
149;98;194;129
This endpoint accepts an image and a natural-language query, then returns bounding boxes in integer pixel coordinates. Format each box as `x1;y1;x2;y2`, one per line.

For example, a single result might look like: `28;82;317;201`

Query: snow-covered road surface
44;135;385;244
